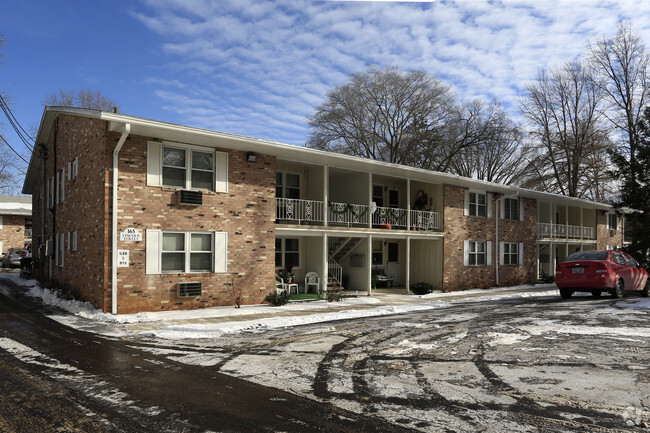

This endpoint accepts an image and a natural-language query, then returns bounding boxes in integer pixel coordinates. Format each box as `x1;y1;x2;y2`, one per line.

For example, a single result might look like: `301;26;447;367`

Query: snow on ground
2;271;648;339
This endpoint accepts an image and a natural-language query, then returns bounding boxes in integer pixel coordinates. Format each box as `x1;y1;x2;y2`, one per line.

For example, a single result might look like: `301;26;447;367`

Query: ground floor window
146;230;227;274
464;240;492;266
276;238;299;269
502;242;519;265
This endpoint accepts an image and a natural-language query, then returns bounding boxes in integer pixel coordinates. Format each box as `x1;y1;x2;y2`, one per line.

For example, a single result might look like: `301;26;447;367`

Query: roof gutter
111;123;130;315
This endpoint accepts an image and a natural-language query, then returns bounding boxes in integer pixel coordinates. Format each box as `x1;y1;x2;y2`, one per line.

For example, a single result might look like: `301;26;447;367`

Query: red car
555;250;649;299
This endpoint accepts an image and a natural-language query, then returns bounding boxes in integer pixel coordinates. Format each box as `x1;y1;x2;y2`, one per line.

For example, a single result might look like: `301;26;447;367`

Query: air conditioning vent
179;190;202;205
178;282;202;297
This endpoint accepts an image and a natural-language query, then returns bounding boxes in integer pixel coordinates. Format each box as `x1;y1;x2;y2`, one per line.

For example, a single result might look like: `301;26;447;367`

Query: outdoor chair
305;272;320;294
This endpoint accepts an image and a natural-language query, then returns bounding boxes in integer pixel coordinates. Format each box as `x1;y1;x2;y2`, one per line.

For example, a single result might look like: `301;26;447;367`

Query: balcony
537;223;595;240
276;198;442;232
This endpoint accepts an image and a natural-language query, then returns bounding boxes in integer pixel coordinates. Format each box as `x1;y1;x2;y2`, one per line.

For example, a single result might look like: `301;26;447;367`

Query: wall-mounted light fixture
246;152;258;163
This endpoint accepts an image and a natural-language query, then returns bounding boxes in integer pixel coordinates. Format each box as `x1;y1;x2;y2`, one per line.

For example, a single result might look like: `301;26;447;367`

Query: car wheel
560;288;573;299
591;291;601;298
642;279;649;298
611;279;624;299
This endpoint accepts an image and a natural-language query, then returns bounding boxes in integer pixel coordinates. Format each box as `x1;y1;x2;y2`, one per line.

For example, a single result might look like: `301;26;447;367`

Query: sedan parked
2;248;29;269
555;250;649;299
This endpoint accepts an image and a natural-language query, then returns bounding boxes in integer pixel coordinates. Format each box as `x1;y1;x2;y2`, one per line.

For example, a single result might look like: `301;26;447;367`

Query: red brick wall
32;115;109;309
596;211;624;249
113;135;276;314
0;215;28;251
442;185;537;291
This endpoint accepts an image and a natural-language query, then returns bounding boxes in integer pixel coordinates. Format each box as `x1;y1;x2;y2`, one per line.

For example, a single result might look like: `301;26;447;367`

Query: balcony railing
276;198;442;232
537;223;595;240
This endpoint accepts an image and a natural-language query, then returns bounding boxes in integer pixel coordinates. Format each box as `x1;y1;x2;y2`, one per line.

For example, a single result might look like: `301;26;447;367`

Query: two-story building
0;195;32;254
22;107;624;314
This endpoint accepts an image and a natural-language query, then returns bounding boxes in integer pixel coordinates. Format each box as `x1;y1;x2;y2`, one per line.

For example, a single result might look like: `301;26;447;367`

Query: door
386;242;400;283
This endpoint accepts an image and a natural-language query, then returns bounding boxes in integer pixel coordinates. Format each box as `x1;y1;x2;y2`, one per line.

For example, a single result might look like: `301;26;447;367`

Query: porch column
406;236;411;293
367;234;373;295
368;172;373;229
322;232;328;295
407;180;411;230
580;208;584;240
550;243;555;276
323;165;329;227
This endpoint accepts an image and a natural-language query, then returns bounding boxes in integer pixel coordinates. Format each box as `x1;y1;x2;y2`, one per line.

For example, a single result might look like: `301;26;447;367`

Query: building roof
23;106;616;211
0;195;32;216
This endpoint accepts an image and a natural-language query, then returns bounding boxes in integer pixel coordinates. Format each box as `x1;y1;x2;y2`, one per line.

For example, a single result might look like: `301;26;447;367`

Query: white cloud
131;0;650;145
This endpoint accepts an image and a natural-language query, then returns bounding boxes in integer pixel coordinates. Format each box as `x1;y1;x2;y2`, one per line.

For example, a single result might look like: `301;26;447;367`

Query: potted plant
278;264;295;283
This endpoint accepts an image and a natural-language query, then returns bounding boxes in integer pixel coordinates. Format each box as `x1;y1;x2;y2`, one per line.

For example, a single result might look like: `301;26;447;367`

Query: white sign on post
120;228;142;242
117;250;129;267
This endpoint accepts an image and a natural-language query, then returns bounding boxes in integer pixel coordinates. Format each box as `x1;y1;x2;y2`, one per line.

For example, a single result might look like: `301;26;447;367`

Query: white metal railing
328;259;343;286
276;198;323;224
537;223;595;240
328;202;369;227
410;210;442;231
372;206;408;229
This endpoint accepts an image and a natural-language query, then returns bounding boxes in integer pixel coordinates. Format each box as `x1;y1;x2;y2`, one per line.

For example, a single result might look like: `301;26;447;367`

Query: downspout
111;124;131;315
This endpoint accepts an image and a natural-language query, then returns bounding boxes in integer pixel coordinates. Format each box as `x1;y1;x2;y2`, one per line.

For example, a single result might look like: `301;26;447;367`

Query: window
276;238;300;268
161;232;213;273
372;184;384;207
146;230;226;274
469;192;486;217
73;156;79;178
163;146;214;190
57;233;64;267
464;240;492;266
276;172;300;199
503;198;519;220
147;142;228;192
502;242;519;265
467;241;486;266
607;213;618;231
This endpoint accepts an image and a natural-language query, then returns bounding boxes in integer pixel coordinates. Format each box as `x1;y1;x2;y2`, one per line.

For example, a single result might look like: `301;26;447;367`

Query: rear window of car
564;251;608;261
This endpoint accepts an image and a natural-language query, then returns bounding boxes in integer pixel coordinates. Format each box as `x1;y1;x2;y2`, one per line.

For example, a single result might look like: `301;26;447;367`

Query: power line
0;133;29;165
0;93;34;152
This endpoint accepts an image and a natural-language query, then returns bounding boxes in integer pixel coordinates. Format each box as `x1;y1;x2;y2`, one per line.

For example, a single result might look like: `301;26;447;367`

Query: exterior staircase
327;237;362;290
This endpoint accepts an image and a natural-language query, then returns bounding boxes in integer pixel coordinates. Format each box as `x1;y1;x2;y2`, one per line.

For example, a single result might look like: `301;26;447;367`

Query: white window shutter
519;242;524;266
463;190;470;216
73;231;78;251
55;172;60;204
520;200;524;221
499;198;505;220
147;142;162;187
67;232;71;251
73;156;79;178
463;240;470;266
499;242;505;266
0;215;3;229
214;231;228;272
487;194;493;218
67;162;72;180
215;151;228;193
145;229;161;274
486;241;492;266
61;168;65;203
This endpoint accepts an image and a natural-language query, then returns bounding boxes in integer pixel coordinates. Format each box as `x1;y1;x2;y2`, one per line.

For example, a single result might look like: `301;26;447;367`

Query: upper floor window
607;213;618;231
469;192;486;217
163;146;214;190
503;198;519;220
276;172;300;199
147;141;228;193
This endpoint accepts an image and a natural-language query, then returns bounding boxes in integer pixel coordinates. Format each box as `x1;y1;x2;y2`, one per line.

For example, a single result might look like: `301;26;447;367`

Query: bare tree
589;22;650;178
520;59;612;199
44;89;118;111
307;66;458;170
448;101;531;185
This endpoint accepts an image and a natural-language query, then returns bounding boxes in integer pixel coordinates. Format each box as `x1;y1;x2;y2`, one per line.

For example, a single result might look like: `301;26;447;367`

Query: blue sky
2;0;650;161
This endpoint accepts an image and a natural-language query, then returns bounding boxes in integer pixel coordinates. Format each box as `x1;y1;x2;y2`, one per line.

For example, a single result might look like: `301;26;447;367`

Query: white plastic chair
275;275;288;295
305;272;320;294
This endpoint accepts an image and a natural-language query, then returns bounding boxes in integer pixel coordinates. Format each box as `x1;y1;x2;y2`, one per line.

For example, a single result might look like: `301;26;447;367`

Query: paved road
1;274;649;432
0;275;417;433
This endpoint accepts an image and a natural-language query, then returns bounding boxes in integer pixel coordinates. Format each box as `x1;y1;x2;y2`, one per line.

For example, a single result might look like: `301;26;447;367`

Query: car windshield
564;251;608;261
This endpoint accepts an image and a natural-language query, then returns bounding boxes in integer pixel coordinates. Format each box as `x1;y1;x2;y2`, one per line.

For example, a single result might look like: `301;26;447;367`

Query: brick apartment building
0;195;32;254
22;107;624;314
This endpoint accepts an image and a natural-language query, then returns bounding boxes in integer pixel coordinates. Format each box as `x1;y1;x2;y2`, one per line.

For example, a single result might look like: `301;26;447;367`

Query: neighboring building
22;107;625;314
0;195;32;254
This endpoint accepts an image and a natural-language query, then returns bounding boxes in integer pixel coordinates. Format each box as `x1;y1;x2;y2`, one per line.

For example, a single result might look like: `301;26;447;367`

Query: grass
289;293;321;301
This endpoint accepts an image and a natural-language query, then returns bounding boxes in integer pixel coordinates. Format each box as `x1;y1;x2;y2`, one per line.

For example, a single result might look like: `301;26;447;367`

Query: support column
406;237;411;293
322;232;328;295
367;234;373;295
407;180;411;230
368;173;373;229
323;165;329;227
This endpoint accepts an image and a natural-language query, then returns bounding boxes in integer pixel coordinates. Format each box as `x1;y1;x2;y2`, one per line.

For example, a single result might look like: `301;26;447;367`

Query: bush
326;286;343;302
410;282;433;295
263;291;289;306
